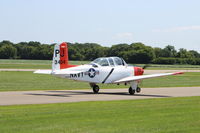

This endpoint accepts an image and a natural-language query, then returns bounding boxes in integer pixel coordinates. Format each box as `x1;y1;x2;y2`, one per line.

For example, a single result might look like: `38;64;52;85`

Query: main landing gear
128;86;141;95
128;81;141;95
90;82;141;95
90;83;100;94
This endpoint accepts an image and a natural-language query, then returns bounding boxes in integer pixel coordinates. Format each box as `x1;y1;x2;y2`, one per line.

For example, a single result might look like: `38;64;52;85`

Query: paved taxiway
0;87;200;105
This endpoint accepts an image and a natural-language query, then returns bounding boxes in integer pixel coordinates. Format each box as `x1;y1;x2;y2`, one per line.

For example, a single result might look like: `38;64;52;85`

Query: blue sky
0;0;200;51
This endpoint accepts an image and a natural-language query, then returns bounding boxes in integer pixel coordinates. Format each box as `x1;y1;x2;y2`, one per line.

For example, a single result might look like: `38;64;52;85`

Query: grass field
132;64;200;70
0;59;89;69
1;59;200;133
1;96;200;133
1;59;200;69
0;71;200;91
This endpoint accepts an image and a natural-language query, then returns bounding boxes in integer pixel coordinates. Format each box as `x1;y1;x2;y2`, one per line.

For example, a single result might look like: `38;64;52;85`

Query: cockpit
90;57;127;67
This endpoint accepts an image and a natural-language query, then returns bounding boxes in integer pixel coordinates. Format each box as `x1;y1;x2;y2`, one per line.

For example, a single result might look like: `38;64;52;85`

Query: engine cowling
134;67;144;76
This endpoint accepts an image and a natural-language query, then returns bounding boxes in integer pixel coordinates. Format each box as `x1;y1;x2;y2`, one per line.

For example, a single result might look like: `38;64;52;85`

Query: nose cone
134;67;144;76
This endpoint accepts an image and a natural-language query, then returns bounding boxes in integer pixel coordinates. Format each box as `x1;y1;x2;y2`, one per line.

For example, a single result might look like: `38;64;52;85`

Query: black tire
93;85;99;94
129;87;135;95
136;87;141;93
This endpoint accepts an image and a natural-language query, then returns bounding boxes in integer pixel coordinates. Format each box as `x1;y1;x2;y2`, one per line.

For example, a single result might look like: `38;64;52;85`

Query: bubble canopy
90;57;127;67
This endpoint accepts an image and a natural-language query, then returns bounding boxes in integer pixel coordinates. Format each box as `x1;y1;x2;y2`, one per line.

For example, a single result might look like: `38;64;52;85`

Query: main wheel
93;85;100;94
129;87;135;95
136;87;141;93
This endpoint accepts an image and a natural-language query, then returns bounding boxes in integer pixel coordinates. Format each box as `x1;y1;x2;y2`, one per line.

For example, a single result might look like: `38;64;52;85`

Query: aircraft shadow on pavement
25;90;170;98
25;93;71;97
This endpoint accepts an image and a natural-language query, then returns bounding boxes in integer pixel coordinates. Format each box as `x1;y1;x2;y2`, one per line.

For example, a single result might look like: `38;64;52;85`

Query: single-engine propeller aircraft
34;42;183;95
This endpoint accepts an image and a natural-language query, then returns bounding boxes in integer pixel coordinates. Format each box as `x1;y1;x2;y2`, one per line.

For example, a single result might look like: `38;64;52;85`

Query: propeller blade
142;64;151;69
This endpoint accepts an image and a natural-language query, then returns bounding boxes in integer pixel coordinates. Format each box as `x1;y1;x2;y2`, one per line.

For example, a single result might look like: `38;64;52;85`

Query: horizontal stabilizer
34;70;52;74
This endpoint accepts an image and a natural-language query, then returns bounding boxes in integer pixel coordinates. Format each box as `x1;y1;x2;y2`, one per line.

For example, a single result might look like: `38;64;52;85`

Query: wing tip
172;72;184;75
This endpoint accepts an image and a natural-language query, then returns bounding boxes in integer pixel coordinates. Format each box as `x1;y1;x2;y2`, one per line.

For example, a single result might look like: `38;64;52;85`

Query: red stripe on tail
59;42;68;69
59;42;77;69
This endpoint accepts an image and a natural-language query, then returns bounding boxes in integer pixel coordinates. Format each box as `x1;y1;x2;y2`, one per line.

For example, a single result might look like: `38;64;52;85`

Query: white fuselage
53;64;134;84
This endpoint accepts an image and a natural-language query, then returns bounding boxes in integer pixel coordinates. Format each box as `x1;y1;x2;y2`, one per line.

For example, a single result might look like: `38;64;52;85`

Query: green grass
0;64;51;69
0;59;52;64
135;64;200;70
141;72;200;88
0;96;200;133
0;71;200;91
1;59;200;69
147;67;200;70
0;59;89;69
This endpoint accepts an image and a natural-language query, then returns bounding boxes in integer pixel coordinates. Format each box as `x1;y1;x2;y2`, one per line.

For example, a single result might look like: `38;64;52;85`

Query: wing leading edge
114;72;184;83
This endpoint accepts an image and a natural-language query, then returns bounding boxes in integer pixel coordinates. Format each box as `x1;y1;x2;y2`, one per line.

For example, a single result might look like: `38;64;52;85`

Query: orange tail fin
52;42;76;71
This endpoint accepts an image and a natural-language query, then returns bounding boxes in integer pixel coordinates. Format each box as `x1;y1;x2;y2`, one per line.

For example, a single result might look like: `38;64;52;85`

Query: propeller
142;64;151;69
139;64;151;87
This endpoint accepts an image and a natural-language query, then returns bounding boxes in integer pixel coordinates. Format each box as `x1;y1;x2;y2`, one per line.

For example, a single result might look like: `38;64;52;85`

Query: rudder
52;42;70;71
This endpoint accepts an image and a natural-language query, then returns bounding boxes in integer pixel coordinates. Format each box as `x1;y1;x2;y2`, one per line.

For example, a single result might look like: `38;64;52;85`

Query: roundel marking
88;68;96;78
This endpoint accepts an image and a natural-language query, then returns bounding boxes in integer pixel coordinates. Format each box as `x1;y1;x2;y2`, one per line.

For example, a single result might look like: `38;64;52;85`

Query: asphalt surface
0;69;200;105
1;87;200;105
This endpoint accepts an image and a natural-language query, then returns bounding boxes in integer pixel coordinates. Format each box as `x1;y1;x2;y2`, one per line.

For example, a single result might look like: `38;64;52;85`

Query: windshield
91;58;109;66
90;57;127;67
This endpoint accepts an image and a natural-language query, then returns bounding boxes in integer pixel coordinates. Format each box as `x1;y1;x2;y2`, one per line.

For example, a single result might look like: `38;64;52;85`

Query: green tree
177;48;193;58
189;50;200;58
161;45;177;57
108;44;129;57
0;44;17;59
154;47;163;58
0;40;14;47
126;43;155;63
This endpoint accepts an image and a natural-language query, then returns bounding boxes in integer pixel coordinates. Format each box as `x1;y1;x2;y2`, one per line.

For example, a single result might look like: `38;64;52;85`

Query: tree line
0;40;200;65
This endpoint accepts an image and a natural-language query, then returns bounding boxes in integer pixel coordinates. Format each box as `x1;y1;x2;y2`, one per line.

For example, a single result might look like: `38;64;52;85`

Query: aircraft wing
114;72;184;83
